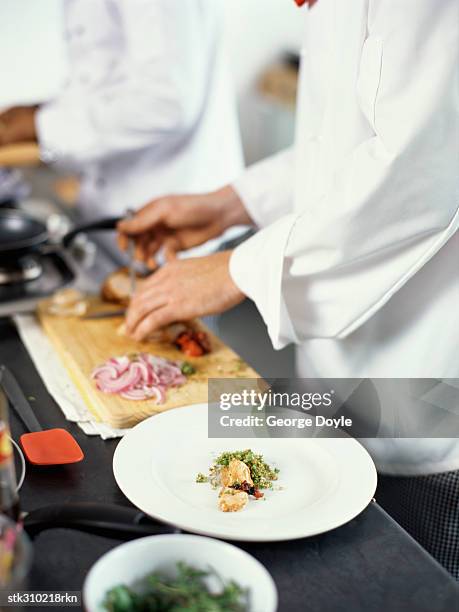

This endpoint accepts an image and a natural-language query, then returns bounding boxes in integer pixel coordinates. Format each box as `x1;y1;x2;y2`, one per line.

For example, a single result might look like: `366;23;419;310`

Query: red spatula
0;365;84;465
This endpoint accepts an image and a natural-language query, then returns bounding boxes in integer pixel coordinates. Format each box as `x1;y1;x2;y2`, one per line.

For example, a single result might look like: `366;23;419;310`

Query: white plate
113;404;377;542
83;534;277;612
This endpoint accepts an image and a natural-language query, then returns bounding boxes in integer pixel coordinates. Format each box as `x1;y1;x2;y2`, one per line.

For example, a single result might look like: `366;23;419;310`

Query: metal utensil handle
62;216;122;248
23;502;178;540
126;209;136;297
0;365;42;432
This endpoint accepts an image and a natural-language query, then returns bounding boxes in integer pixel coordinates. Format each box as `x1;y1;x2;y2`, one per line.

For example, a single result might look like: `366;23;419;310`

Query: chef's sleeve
35;0;216;166
230;3;459;348
232;148;294;228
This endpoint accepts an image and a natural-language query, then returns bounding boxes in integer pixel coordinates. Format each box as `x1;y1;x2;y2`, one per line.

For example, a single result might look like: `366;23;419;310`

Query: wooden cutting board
37;297;258;428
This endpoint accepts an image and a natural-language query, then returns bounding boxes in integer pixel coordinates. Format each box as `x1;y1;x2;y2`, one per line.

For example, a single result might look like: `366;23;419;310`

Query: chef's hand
0;106;37;146
125;251;244;341
117;185;253;267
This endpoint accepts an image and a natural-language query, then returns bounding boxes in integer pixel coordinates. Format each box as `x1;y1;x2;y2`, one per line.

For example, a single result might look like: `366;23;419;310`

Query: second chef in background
0;0;243;257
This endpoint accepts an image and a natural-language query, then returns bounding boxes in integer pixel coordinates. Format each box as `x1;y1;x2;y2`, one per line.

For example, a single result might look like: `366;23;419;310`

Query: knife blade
82;309;126;320
126;208;136;297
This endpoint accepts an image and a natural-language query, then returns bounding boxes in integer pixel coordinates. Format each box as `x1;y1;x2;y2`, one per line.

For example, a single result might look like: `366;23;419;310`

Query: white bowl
83;534;278;612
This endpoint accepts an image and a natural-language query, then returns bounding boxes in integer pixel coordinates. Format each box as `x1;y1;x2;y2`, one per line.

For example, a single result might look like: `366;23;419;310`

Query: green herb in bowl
103;561;248;612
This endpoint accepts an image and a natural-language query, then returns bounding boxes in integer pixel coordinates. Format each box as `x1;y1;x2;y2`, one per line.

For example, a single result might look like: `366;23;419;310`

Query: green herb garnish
198;449;279;491
103;561;248;612
181;361;196;376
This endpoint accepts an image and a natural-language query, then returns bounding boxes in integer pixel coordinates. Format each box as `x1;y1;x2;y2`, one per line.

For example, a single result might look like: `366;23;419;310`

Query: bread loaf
101;267;146;305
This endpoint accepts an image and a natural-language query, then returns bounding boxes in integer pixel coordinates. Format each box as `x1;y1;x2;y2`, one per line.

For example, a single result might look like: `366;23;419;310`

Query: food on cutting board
196;450;280;513
44;288;88;317
103;562;249;612
91;353;195;402
118;319;211;356
104;268;212;356
174;325;211;357
101;267;146;305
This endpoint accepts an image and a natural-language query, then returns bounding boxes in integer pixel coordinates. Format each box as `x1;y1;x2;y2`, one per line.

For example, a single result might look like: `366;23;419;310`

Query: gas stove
0;252;75;317
0;254;44;285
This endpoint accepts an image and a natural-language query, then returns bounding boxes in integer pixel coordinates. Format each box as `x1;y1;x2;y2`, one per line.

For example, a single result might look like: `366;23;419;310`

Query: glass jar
0;387;20;521
0;514;32;590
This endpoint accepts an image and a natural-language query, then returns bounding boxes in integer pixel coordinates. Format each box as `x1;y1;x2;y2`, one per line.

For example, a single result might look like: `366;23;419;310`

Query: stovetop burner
0;255;43;285
0;252;75;316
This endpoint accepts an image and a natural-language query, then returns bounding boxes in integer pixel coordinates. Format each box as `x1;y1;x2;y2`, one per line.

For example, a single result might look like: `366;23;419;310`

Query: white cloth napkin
14;314;128;439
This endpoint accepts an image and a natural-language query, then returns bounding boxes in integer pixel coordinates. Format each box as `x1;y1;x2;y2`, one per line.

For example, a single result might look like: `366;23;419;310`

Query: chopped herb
103;562;248;612
200;449;279;490
181;361;196;376
195;472;209;483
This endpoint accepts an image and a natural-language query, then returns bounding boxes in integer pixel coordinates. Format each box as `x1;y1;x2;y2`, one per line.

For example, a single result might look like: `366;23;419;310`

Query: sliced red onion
91;364;118;380
91;354;186;403
119;388;150;401
109;356;130;375
130;361;151;383
143;385;166;404
97;366;141;394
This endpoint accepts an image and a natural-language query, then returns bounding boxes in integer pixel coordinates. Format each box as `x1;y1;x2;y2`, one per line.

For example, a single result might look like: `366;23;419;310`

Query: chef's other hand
117;185;253;267
125;251;244;341
0;106;37;146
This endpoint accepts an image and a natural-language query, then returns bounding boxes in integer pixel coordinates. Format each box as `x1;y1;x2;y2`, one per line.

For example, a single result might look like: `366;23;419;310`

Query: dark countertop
1;318;458;612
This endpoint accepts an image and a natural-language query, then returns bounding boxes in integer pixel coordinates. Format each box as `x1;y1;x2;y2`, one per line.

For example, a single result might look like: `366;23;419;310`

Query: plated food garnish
91;354;194;402
196;449;280;513
103;561;249;612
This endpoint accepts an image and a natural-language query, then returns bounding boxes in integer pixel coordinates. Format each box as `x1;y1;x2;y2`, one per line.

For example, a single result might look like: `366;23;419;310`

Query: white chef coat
36;0;243;218
230;0;459;475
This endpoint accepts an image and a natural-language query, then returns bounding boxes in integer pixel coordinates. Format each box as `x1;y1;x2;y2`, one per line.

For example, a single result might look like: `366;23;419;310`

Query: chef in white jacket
0;0;242;242
119;0;458;577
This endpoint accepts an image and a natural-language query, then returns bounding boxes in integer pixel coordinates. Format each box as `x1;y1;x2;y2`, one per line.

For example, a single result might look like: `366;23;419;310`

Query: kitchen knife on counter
82;309;126;320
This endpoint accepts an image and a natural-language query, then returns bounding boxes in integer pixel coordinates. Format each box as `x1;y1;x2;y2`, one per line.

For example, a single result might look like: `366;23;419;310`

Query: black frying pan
0;208;122;263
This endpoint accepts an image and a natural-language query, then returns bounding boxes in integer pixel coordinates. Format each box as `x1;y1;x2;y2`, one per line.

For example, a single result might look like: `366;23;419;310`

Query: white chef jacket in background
230;0;459;475
36;0;243;220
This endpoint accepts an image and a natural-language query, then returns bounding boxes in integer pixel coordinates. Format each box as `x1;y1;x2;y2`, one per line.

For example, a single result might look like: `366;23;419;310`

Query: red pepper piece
176;330;209;357
182;340;204;357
